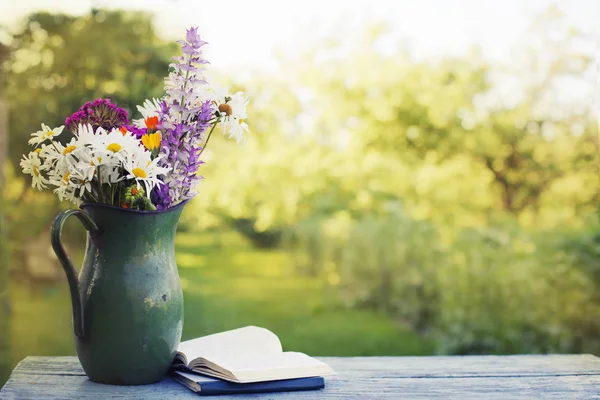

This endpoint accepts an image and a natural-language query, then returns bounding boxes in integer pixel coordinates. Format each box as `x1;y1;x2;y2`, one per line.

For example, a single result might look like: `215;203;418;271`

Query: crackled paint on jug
51;201;187;385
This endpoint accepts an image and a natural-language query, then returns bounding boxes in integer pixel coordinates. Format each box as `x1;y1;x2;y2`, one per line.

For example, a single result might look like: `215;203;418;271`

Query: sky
0;0;598;72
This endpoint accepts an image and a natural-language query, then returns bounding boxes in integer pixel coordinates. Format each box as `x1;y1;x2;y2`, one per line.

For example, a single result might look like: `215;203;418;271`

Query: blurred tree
3;9;175;169
192;8;598;244
280;10;598;223
0;35;11;385
468;7;597;217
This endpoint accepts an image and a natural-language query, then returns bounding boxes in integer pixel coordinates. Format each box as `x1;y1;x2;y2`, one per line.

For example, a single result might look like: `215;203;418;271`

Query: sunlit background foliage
0;2;598;386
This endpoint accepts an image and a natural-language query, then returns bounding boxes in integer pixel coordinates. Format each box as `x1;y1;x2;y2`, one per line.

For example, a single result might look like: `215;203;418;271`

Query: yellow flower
141;132;161;152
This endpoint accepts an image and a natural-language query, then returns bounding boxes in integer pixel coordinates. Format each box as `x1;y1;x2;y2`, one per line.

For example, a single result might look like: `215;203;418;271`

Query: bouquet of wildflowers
20;27;248;211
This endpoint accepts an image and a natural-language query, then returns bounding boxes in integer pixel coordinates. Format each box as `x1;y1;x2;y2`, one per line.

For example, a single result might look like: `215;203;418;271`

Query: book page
203;351;334;383
175;371;222;384
178;326;282;363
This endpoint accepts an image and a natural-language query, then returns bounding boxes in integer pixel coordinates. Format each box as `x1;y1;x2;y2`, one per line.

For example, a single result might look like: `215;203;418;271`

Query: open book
172;326;334;383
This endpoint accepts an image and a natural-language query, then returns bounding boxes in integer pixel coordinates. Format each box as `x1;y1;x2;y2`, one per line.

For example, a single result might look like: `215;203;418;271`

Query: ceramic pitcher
51;201;186;385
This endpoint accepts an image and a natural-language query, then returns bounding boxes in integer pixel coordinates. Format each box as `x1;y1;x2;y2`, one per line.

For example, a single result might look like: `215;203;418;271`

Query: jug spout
51;210;101;340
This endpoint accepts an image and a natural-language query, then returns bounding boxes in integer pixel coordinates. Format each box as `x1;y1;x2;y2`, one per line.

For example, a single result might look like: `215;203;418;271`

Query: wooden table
1;355;600;399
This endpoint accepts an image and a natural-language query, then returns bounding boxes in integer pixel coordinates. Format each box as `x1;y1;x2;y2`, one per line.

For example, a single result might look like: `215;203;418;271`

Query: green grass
3;231;434;386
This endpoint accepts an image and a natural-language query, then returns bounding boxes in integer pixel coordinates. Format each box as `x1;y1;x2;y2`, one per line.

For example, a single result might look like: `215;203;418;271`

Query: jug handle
51;210;101;340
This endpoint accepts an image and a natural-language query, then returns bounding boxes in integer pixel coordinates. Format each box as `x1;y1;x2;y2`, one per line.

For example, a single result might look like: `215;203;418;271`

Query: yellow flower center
63;172;70;183
63;145;76;155
132;167;147;178
106;143;122;153
33;166;40;177
46;130;54;138
239;119;244;124
34;148;42;154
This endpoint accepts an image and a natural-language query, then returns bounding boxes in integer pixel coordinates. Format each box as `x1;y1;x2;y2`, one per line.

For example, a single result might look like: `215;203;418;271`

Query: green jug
51;201;186;385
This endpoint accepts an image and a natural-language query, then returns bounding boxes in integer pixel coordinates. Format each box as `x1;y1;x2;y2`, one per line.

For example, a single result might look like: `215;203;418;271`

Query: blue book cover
173;371;325;396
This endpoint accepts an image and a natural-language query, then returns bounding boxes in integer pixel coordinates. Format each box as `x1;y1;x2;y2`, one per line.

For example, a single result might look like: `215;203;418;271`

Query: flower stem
87;188;99;203
198;122;218;158
110;183;116;205
179;57;191;121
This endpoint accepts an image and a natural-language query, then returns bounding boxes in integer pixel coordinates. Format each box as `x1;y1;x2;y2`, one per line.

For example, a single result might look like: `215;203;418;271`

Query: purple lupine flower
150;27;216;209
151;180;171;210
65;98;129;133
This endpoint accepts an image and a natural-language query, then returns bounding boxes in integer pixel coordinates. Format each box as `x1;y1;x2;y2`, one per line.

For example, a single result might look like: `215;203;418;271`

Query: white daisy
87;127;143;164
70;149;101;183
28;124;65;146
42;137;81;172
20;151;49;190
123;152;171;197
70;124;109;175
51;170;79;204
216;91;249;143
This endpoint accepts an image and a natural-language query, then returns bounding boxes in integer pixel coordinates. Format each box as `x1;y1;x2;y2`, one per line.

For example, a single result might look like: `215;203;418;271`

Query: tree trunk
0;98;11;385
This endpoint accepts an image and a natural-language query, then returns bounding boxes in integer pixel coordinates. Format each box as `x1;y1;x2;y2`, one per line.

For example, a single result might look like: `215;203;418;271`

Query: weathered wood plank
7;355;600;378
2;356;600;399
2;369;600;399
